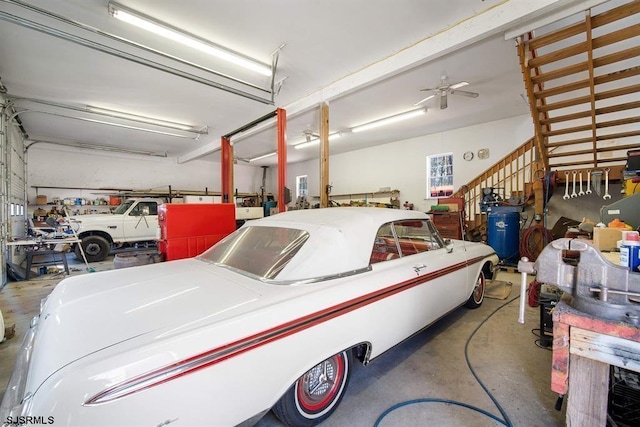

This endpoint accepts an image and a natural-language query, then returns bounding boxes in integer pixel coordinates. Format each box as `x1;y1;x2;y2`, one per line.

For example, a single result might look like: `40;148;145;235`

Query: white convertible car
1;208;498;426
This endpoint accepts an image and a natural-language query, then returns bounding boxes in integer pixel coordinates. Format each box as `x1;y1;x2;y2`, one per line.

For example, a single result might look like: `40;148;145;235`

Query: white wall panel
27;145;264;203
286;114;533;212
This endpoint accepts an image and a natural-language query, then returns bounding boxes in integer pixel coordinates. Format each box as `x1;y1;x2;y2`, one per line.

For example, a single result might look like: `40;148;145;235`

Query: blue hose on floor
374;295;520;427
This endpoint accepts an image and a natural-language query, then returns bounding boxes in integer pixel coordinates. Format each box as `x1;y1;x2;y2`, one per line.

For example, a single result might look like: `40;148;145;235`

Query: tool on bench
519;238;640;324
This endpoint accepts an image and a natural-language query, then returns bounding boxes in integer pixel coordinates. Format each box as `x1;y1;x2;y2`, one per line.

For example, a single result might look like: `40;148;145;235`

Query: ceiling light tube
87;106;200;132
414;94;435;106
249;151;277;162
351;108;426;133
293;132;342;150
108;2;272;77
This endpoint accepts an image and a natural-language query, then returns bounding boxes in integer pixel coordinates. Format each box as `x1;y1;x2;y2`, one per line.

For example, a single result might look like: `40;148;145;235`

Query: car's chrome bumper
0;316;38;424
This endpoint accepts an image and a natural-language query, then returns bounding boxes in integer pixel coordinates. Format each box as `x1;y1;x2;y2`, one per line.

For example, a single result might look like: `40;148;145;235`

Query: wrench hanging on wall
563;171;570;200
578;171;585;196
571;171;578;198
585;169;592;194
603;168;612;200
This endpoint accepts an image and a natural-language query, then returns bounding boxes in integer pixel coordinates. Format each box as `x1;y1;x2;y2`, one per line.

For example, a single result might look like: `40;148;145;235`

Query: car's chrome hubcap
297;354;344;411
474;275;484;302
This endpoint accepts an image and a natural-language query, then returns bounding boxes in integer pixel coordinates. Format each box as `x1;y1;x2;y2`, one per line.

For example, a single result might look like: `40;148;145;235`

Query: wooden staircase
455;0;640;237
518;0;640;177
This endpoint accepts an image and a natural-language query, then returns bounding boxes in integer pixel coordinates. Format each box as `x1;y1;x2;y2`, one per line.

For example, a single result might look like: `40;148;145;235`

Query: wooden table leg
567;354;609;426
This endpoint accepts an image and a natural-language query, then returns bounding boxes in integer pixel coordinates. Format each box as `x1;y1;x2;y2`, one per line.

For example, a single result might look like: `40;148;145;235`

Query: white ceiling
0;0;610;166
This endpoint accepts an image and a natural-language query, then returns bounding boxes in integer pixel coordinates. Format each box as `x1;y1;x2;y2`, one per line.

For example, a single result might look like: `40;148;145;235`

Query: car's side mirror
444;238;454;253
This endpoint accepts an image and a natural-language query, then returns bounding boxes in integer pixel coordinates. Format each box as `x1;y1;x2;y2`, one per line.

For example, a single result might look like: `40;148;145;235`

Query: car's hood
28;259;261;391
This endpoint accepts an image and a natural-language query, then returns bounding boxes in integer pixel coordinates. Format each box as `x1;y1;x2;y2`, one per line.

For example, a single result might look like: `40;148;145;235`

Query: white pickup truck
69;198;164;262
69;198;265;262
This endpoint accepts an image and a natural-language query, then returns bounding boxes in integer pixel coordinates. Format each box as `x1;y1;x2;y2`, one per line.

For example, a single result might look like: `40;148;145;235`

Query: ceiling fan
415;75;479;109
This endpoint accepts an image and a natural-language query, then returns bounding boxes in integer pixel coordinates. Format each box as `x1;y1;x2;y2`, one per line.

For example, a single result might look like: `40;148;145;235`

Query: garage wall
2;94;28;286
26;114;532;215
26;144;265;203
286;114;533;212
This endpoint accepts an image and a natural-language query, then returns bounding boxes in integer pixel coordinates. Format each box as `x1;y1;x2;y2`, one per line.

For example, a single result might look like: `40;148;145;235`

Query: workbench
552;297;640;426
6;238;80;280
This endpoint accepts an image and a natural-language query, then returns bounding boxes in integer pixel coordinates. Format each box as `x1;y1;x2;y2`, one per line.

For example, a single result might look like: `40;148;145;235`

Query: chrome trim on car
202;260;372;286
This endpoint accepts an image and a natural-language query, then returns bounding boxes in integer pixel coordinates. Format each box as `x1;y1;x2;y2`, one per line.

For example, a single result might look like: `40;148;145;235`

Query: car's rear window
198;226;309;280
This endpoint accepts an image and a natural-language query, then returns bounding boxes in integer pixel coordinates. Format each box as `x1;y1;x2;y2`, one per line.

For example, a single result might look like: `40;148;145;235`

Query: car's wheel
272;350;352;427
465;270;485;309
75;235;110;263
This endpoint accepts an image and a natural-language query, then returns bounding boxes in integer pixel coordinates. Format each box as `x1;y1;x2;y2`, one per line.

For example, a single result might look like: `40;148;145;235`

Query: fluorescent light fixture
87;106;199;132
351;108;426;133
414;94;435;106
108;1;272;77
293;132;342;150
249;151;277;162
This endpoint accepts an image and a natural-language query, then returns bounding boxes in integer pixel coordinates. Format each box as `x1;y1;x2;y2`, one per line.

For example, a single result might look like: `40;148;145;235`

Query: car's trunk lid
27;259;261;392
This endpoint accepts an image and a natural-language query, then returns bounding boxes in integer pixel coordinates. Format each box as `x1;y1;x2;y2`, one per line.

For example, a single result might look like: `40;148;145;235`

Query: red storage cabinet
158;203;236;261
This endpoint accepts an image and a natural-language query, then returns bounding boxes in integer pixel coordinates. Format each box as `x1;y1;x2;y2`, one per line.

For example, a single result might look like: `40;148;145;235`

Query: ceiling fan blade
450;89;479;98
419;87;437;92
440;91;448;109
414;94;436;106
449;81;469;90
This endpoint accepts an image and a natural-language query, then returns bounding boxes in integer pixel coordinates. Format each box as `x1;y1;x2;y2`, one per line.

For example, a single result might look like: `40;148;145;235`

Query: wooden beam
585;11;599;168
538;83;640;113
528;0;640;50
535;65;640;100
319;102;329;209
528;23;640;68
531;46;640;85
518;35;549;169
540;101;640;125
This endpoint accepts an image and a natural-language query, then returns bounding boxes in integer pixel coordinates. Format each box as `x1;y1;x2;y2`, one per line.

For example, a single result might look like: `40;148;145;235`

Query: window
199;226;309;280
393;219;443;255
296;175;308;198
427;152;454;198
129;202;158;216
370;220;443;264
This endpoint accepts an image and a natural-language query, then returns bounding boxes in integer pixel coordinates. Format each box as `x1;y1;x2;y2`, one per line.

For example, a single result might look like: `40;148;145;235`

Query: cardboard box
593;227;623;252
36;195;47;205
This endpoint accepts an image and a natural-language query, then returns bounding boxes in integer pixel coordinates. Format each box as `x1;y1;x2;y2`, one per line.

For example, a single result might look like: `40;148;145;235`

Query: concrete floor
0;257;566;426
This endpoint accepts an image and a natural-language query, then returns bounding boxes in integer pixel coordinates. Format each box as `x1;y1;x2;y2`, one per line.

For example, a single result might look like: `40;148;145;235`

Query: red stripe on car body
86;255;489;405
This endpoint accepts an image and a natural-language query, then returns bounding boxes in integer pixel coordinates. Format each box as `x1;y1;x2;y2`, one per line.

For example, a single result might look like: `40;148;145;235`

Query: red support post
276;108;287;213
221;136;232;203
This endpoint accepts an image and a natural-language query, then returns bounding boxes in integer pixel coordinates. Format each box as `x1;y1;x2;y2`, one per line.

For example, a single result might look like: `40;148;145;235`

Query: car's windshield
198;226;309;280
112;200;135;214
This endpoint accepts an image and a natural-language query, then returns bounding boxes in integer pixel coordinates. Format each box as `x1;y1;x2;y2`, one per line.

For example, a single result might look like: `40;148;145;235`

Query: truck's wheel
75;236;110;263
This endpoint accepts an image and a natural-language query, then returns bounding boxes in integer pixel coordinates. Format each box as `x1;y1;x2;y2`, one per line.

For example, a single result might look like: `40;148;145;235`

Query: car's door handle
108;226;117;229
413;264;427;274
